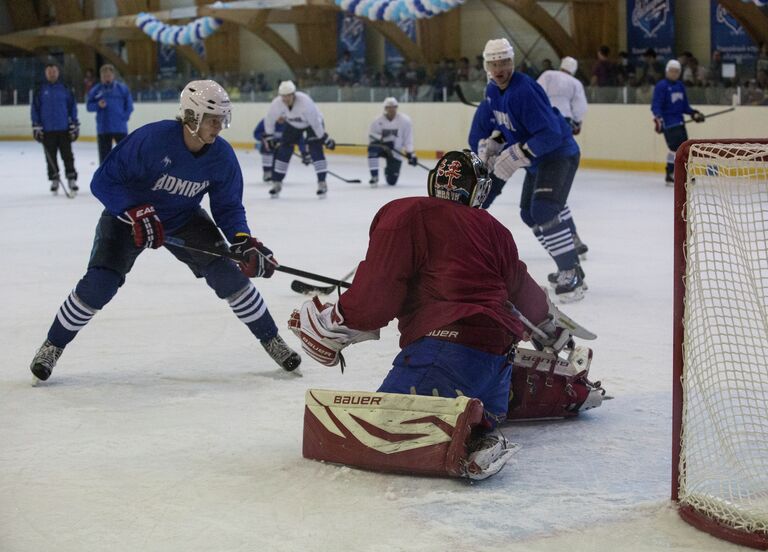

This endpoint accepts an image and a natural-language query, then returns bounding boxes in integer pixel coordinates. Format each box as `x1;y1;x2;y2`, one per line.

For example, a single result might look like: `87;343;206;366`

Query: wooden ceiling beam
718;0;768;48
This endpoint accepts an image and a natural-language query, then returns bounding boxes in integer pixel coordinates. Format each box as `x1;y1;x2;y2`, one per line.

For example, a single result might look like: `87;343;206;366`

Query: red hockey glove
288;297;379;368
691;111;705;123
230;233;277;278
653;117;664;134
118;204;164;249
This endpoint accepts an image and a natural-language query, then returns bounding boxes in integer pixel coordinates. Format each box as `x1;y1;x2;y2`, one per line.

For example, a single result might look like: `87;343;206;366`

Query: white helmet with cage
178;79;231;134
483;38;515;72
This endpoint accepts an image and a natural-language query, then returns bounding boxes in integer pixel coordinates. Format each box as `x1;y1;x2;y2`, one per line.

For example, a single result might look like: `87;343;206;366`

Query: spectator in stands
683;57;705;87
591;45;614;86
637;48;663;84
744;79;765;105
86;64;133;164
541;58;553;72
256;73;271;92
469;55;485;81
457;57;471;81
403;60;426;99
757;69;768;91
335;51;358;86
756;43;768;77
431;58;455;101
615;50;636;85
708;50;723;86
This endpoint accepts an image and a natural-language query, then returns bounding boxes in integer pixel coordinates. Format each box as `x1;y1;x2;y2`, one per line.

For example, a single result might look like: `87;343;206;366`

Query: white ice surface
0;141;746;551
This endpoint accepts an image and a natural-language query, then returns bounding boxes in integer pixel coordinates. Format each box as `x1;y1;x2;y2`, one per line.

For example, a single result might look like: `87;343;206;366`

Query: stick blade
291;280;336;295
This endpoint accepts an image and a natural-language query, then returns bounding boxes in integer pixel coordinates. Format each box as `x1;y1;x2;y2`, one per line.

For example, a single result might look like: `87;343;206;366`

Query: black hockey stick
42;145;75;198
164;236;352;288
290;151;361;183
454;84;479;108
683;107;735;124
335;142;431;171
291;267;357;295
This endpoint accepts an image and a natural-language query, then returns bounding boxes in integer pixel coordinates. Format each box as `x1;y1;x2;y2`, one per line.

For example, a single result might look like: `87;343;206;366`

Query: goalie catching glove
288;297;379;369
230;233;276;278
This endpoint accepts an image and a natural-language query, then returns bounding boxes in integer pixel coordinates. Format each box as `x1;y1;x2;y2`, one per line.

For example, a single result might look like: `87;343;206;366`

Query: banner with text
157;44;177;79
337;13;366;64
626;0;675;62
710;1;758;69
384;19;417;68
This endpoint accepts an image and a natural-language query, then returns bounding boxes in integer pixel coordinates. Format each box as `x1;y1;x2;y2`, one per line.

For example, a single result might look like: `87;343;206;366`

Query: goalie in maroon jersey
289;150;603;479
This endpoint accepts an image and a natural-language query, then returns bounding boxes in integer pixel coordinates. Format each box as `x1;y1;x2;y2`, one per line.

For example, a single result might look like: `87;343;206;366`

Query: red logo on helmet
436;159;462;189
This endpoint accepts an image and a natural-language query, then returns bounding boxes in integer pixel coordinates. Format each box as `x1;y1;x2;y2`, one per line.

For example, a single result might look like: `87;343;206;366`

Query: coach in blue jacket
31;63;79;193
86;64;134;164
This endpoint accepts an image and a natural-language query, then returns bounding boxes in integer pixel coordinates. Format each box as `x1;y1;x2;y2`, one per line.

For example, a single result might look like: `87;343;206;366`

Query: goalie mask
427;150;491;208
178;79;232;135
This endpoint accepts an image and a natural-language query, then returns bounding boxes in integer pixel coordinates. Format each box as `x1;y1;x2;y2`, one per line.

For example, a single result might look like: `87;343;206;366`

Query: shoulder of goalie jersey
302;389;516;480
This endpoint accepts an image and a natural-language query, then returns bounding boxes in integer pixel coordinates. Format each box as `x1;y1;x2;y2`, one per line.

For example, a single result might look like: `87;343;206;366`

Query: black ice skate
30;339;63;383
269;182;282;198
50;179;60;194
263;170;273;184
555;268;586;303
68;179;79;192
549;264;587;290
261;334;301;372
369;175;379;187
317;181;328;197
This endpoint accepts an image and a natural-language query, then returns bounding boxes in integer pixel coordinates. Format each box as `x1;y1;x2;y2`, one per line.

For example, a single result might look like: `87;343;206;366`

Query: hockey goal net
672;139;768;549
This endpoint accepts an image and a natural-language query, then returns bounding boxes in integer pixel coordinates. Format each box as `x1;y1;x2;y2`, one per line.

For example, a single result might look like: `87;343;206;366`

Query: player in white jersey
367;97;418;186
536;56;590;267
536;56;588;135
263;81;336;197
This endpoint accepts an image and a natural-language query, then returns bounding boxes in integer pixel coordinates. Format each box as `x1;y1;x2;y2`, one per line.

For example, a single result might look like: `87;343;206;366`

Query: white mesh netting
679;142;768;535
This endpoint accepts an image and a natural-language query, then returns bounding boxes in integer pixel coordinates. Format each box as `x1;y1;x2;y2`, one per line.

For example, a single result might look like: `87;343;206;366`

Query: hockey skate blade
466;443;521;481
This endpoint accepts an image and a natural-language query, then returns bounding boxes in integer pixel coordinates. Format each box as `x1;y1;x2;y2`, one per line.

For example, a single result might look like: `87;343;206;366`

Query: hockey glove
230;233;277;278
118;204;165;249
322;134;336;150
288;297;380;367
406;152;419;166
653;117;664;134
32;126;44;143
569;119;582;136
531;316;574;353
301;150;313;165
263;134;277;151
691;111;705;123
492;143;532;181
477;130;505;167
69;122;80;142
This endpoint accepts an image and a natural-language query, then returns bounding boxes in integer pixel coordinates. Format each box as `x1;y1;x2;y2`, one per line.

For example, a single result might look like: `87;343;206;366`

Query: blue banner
157;44;177;78
626;0;675;62
337;13;366;64
384;19;416;68
710;1;758;67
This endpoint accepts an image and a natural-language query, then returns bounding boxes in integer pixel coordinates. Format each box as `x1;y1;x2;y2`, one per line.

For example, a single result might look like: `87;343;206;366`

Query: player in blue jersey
29;80;301;383
651;59;705;184
31;63;80;193
469;39;585;302
253;117;310;184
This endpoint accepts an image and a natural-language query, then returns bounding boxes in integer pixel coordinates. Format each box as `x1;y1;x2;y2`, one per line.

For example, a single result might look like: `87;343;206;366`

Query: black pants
42;130;76;181
97;133;127;164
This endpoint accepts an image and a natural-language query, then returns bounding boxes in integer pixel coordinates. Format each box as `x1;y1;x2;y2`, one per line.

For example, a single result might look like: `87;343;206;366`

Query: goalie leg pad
303;389;485;477
507;347;605;420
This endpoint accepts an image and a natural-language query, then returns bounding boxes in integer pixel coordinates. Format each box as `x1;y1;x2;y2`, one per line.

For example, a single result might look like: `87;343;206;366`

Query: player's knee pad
74;267;122;310
529;199;563;227
202;258;250;300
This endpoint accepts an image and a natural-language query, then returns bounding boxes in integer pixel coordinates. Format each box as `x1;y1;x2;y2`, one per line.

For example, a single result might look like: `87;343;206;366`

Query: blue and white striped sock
313;158;328;182
227;283;277;342
47;291;99;348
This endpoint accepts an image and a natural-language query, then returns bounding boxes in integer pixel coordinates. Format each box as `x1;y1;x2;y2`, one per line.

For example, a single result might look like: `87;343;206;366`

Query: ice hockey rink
0;140;742;552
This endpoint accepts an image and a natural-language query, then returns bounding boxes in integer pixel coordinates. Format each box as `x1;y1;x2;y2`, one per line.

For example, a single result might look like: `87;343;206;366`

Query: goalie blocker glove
230;233;276;278
288;297;379;369
492;143;532;181
117;204;165;249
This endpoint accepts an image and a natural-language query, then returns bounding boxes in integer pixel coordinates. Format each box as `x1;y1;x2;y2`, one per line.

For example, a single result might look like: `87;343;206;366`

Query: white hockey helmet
278;80;296;96
483;38;515;68
178;79;231;132
666;59;682;72
560;56;578;76
383;97;398;108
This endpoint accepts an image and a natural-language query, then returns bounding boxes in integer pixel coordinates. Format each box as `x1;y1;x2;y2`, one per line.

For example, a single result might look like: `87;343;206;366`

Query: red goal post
672;139;768;549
